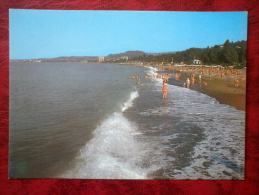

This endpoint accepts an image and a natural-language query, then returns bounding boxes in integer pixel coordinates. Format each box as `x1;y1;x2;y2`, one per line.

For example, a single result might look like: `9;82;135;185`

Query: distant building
121;56;128;60
98;56;105;62
193;59;201;65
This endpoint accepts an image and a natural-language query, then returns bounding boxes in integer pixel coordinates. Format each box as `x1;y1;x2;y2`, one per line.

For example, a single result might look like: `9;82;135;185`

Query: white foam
61;86;163;179
63;112;154;179
138;79;245;179
145;66;158;76
122;91;139;112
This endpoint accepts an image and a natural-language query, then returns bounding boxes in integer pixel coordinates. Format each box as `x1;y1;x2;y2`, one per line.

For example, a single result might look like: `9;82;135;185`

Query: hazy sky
9;10;247;59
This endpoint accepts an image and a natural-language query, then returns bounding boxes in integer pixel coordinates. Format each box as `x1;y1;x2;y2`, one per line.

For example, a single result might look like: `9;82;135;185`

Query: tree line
132;40;247;68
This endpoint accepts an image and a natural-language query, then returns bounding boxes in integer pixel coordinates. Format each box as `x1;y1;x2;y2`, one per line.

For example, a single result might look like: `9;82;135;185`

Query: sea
9;62;245;180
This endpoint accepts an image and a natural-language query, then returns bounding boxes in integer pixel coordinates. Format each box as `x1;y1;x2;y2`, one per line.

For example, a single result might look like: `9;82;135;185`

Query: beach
153;65;246;111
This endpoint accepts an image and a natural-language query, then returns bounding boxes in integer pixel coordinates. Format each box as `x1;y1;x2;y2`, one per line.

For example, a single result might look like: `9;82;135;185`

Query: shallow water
9;62;245;179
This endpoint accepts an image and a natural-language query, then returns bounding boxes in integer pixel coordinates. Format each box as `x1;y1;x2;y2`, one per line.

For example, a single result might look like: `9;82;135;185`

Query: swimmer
162;84;168;99
113;80;118;85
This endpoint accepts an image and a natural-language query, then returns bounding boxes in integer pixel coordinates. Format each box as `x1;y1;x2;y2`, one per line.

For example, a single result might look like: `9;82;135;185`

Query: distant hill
37;56;98;62
53;56;97;61
146;51;177;56
106;50;178;59
11;50;178;62
106;51;146;59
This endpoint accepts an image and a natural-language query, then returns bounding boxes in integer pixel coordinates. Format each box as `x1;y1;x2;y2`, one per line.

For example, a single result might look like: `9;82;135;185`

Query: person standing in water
186;78;190;88
162;84;168;99
137;77;141;85
199;74;202;83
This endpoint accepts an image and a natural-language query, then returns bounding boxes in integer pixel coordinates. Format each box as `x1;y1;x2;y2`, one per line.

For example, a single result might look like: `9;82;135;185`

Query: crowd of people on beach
170;65;246;89
124;65;245;101
172;66;245;82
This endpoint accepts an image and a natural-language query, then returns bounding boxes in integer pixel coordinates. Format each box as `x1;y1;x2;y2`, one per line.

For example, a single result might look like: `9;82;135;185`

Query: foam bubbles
122;91;139;112
134;68;245;179
63;90;154;179
71;112;148;179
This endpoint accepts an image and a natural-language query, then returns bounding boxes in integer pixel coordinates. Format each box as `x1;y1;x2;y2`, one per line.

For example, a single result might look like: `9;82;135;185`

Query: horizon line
10;39;247;60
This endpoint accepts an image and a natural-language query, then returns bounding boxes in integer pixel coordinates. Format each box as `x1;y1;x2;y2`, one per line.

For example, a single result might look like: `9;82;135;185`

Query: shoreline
118;63;246;111
158;65;246;111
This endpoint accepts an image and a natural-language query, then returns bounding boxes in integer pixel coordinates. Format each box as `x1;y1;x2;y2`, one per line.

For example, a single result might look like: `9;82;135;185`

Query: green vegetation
132;40;247;68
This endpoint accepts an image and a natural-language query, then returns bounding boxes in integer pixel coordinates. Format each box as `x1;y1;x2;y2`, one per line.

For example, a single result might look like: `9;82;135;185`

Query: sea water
9;62;245;179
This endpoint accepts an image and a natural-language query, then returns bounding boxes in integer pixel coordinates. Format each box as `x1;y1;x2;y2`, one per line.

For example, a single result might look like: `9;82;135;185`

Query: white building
98;56;105;62
193;59;201;65
121;56;128;60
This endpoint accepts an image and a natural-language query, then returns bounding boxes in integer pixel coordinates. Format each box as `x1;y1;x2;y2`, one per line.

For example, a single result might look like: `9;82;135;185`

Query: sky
9;10;248;60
